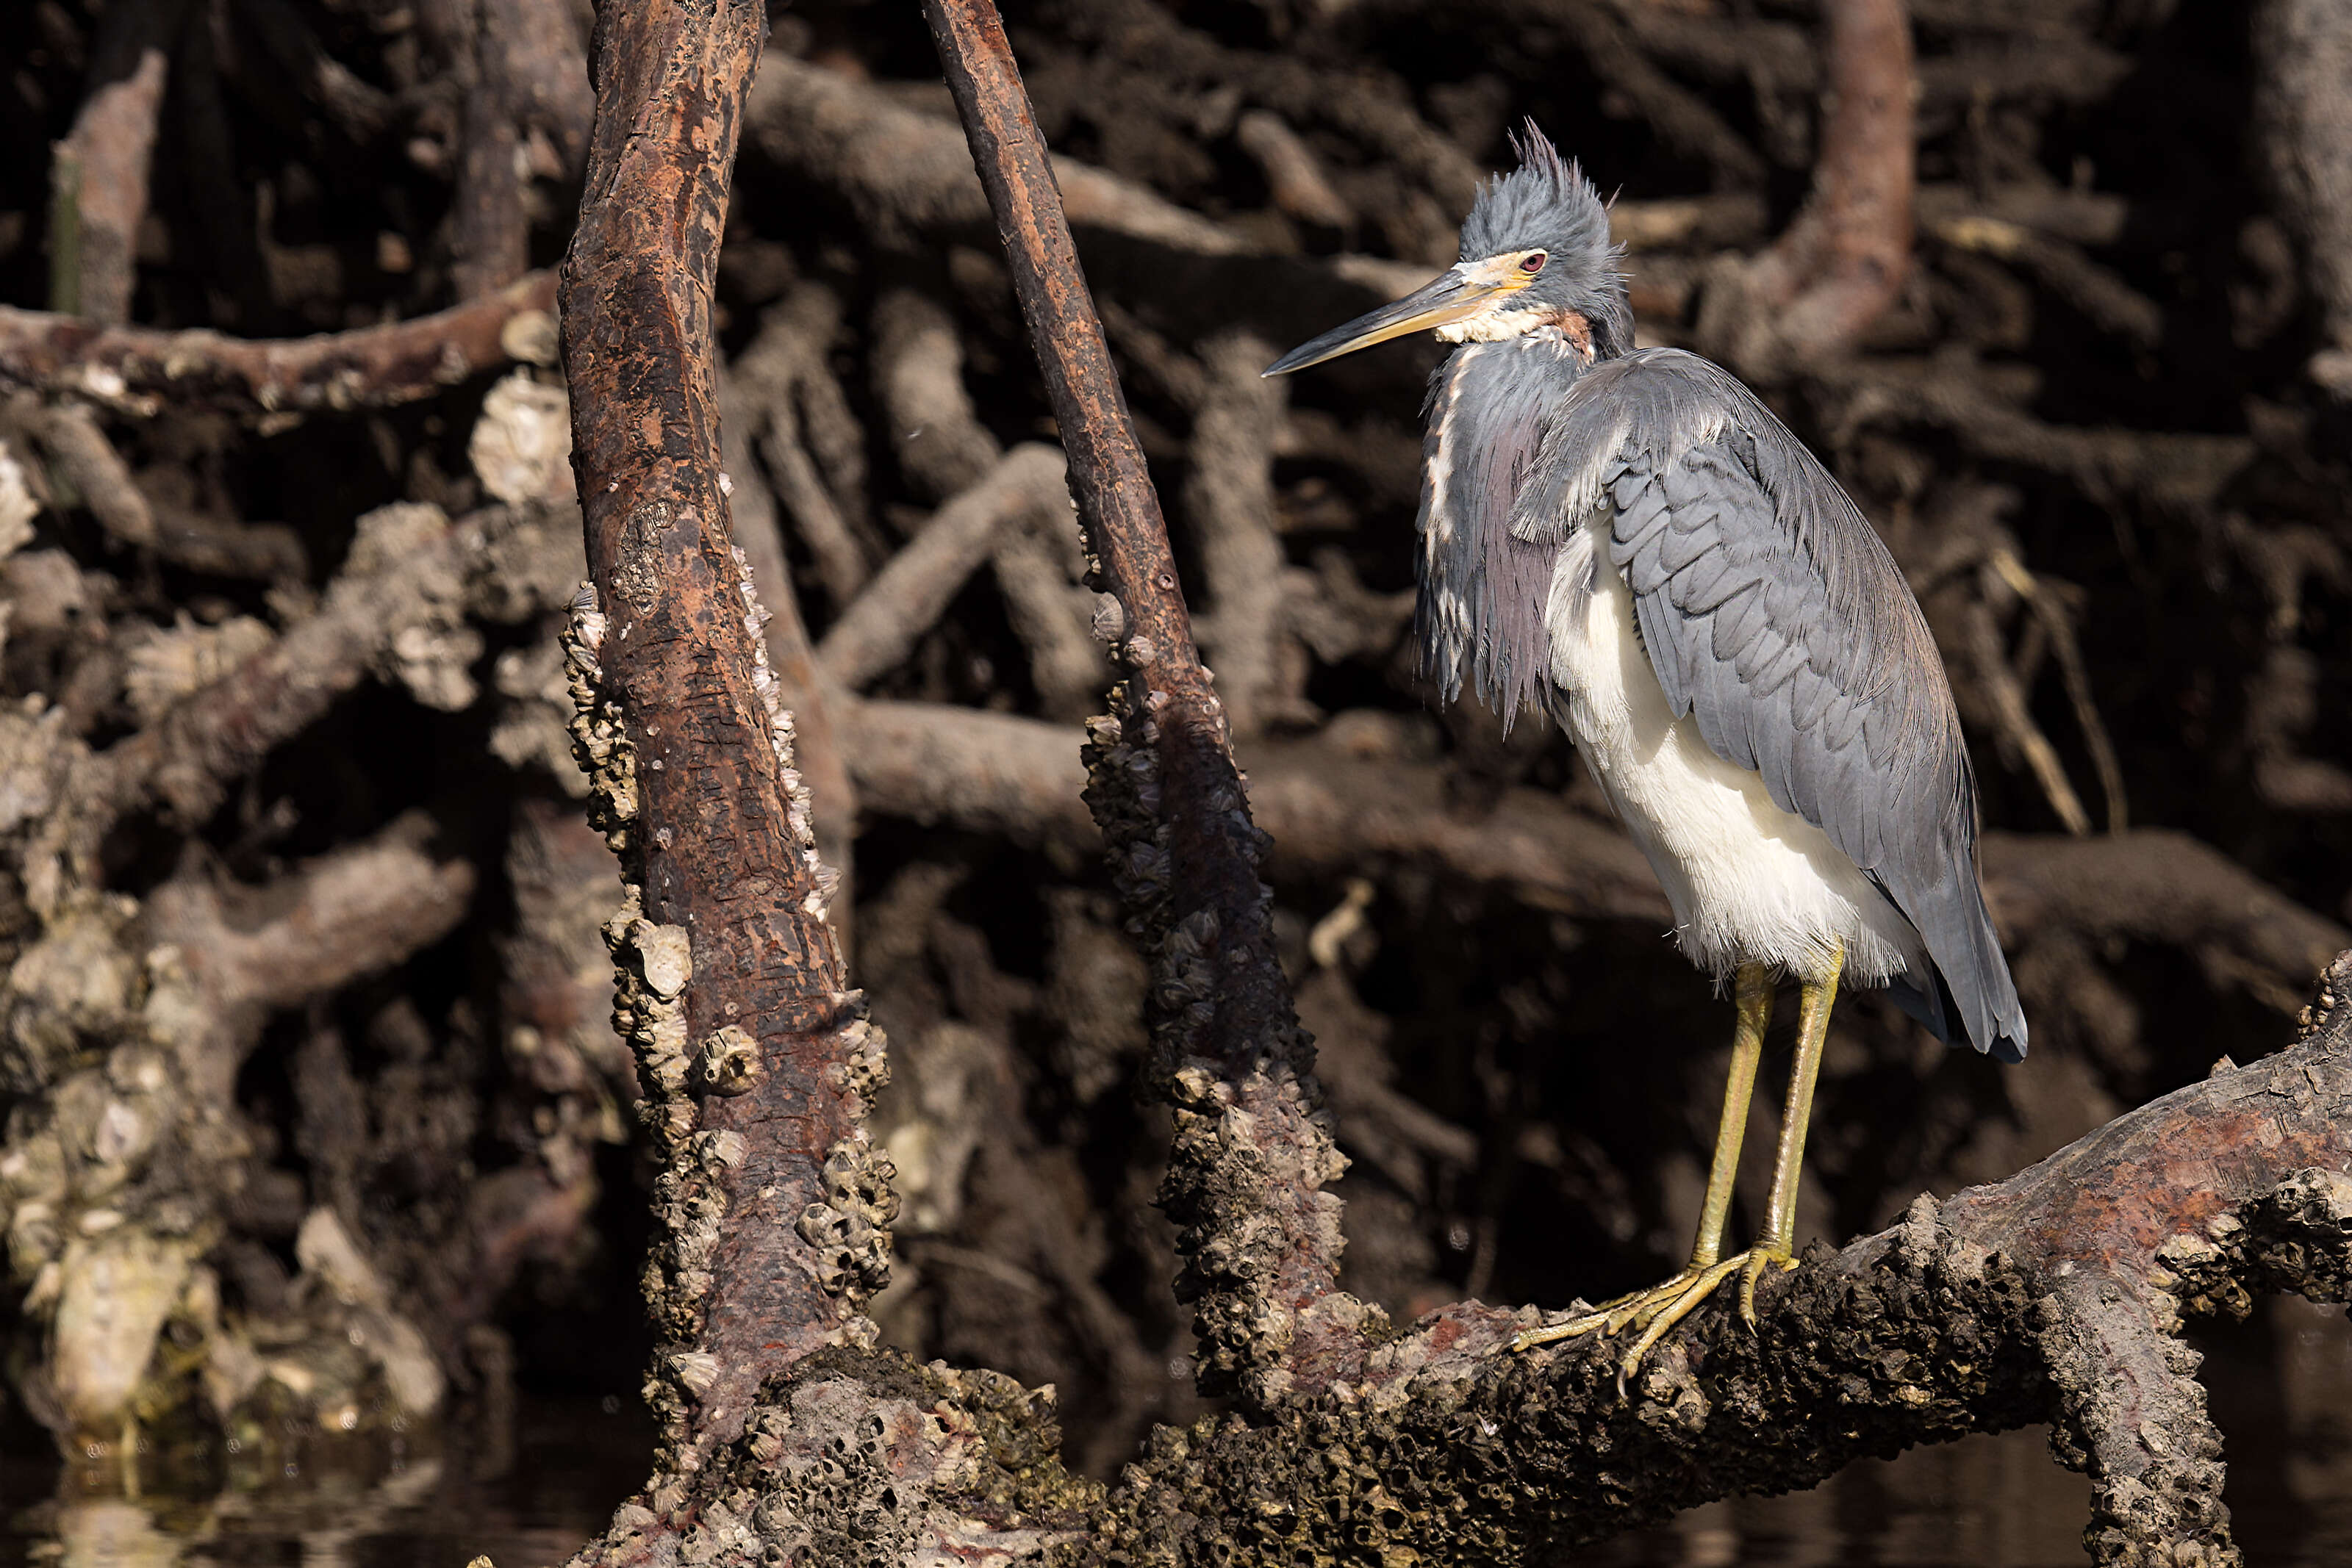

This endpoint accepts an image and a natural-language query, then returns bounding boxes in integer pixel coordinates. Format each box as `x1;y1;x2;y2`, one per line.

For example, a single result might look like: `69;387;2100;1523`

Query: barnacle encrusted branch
929;0;1366;1411
1062;959;2352;1568
539;2;2352;1564
553;0;901;1500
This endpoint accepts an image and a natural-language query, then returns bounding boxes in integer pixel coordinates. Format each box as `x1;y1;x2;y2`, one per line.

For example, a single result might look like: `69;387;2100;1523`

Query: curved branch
814;444;1069;691
54;502;572;858
1702;0;1916;373
924;0;1359;1410
0;271;558;417
1081;961;2352;1567
141;812;477;1102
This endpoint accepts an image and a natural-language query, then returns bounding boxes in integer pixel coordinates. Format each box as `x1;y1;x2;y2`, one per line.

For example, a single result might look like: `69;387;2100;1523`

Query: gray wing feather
1513;348;2026;1061
1674;550;1748;614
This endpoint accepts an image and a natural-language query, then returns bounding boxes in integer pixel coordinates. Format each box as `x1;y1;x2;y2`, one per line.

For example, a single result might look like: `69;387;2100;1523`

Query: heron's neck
1437;305;1626;365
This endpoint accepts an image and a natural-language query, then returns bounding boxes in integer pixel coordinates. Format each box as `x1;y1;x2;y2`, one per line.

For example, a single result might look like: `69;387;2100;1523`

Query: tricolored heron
1265;127;2026;1378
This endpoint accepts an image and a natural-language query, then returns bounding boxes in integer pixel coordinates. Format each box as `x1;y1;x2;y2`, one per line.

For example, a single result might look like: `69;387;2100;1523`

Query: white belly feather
1545;513;1924;990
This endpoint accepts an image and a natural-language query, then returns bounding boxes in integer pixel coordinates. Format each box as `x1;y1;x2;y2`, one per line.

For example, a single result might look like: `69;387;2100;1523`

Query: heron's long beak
1261;259;1530;376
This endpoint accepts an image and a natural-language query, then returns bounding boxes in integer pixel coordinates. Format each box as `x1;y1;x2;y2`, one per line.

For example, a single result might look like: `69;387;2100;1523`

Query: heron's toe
1509;1267;1710;1352
1735;1246;1799;1327
1514;1249;1805;1389
1610;1256;1749;1388
1510;1257;1773;1389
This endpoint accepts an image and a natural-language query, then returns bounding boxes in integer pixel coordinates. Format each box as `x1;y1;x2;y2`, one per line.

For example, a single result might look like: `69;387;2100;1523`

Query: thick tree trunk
556;0;890;1499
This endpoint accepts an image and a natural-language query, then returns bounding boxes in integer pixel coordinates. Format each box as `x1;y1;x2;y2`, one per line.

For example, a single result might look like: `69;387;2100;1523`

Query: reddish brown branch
924;0;1362;1408
559;0;874;1482
1703;0;1916;372
1084;965;2352;1567
540;940;2352;1566
1790;0;1916;326
0;270;558;417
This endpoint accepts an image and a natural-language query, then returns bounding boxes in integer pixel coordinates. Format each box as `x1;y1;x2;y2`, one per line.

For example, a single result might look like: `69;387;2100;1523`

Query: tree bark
2255;0;2352;393
1073;965;2352;1567
556;0;884;1500
49;0;187;322
1700;0;1916;374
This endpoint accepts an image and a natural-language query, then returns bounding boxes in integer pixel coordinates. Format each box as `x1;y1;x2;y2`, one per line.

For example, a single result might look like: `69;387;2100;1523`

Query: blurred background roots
0;0;2348;1516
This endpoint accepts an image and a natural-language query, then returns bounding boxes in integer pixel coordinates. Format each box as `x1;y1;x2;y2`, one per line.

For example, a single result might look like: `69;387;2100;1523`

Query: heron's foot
1509;1245;1799;1388
1507;1259;1743;1353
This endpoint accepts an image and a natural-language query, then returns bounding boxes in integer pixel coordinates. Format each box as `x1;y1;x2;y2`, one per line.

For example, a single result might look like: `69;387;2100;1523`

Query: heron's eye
1520;252;1547;274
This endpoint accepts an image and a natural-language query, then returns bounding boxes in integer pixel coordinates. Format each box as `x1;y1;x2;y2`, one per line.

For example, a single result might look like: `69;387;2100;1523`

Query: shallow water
1;1300;2342;1567
0;1395;653;1568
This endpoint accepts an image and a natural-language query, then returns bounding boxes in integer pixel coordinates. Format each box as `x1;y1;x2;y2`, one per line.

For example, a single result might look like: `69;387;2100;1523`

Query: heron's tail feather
1881;968;1954;1045
1895;869;2027;1063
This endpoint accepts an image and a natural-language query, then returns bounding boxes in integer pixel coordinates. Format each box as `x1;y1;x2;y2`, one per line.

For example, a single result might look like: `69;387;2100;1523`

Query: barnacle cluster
562;583;637;852
795;1136;900;1309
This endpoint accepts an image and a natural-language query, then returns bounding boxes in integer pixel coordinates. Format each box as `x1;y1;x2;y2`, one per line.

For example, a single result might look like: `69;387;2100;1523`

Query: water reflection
1595;1427;2093;1567
0;1397;650;1568
51;1504;179;1568
2;1299;2345;1567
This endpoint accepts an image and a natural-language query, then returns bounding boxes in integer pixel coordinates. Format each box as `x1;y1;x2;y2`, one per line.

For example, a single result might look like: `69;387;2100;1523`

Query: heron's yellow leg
1738;939;1843;1322
1690;963;1773;1270
1509;963;1773;1354
1600;943;1846;1382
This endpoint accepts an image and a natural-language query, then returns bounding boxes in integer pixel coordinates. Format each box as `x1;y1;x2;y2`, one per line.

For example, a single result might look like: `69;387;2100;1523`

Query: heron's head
1264;125;1631;377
